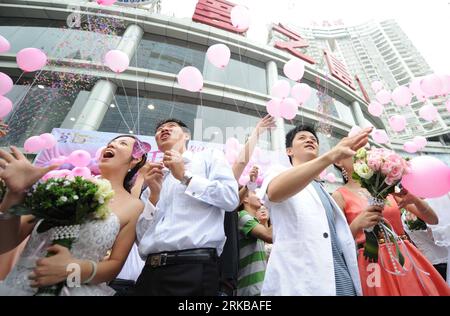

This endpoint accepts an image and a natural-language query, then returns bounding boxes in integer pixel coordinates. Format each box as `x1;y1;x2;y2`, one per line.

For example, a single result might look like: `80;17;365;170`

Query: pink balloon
24;136;45;153
256;176;264;187
97;0;117;5
371;81;383;93
439;75;450;95
225;137;240;152
283;59;305;81
68;150;92;167
403;141;419;154
39;133;56;149
409;78;427;100
0;72;13;95
266;99;281;118
376;89;391;105
45;169;73;180
0;35;10;53
402;156;450;198
391;86;412;106
413;136;427;150
42;170;61;181
368;101;383;117
0;95;12;118
89;160;101;175
16;48;47;72
104;50;129;73
280;98;298;120
206;44;231;69
177;66;203;92
95;146;106;161
348;126;362;138
271;80;290;99
419;104;438;122
238;175;251;187
59;169;74;179
291;83;311;104
319;170;327;180
325;173;336;183
389;115;407;132
225;148;239;165
421;74;443;97
372;129;390;144
230;5;251;30
50;156;67;166
72;167;92;178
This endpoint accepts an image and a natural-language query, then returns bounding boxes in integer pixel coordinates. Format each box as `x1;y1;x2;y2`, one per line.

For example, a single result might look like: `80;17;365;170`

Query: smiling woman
0;135;148;296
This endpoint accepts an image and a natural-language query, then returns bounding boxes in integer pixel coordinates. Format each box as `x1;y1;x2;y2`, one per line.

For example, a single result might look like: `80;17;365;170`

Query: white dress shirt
257;165;362;296
426;195;450;284
136;149;239;259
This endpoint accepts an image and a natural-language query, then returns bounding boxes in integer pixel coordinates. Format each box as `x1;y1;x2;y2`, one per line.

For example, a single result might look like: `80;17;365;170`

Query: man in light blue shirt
135;119;239;296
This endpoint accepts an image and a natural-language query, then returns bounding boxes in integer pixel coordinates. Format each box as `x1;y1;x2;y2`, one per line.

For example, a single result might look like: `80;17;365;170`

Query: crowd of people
0;115;449;296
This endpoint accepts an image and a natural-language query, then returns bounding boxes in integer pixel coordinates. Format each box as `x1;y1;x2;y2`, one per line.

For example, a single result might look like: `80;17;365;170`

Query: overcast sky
158;0;450;73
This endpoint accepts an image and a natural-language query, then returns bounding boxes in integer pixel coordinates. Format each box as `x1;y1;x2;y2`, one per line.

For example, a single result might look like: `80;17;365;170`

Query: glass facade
130;34;206;74
99;91;268;146
204;53;267;94
0;17;123;62
132;35;268;94
0;9;447;164
0;81;90;147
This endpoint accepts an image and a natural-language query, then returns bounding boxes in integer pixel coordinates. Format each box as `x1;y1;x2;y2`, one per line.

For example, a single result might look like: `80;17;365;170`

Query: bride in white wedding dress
0;135;147;296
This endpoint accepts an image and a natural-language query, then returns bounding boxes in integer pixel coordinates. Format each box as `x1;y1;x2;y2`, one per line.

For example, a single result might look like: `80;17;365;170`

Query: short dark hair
285;125;319;164
155;118;189;133
334;164;348;184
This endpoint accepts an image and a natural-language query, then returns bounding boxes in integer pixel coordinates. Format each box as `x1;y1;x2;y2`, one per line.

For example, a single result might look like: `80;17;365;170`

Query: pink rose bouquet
352;147;410;265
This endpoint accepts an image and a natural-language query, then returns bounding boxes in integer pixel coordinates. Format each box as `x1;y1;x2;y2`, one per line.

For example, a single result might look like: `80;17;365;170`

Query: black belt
146;248;217;268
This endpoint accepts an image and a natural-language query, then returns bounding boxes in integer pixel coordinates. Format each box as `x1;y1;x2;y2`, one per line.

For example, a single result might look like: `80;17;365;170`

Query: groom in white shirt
134;119;239;296
259;124;372;296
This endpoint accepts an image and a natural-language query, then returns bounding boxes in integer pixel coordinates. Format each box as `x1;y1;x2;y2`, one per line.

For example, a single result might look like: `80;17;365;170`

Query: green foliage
10;177;105;233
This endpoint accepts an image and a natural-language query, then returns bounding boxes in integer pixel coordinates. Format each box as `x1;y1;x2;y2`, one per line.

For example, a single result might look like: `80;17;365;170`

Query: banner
34;129;284;177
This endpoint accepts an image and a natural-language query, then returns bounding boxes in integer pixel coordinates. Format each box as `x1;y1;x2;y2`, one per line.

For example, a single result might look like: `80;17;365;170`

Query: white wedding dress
0;213;120;296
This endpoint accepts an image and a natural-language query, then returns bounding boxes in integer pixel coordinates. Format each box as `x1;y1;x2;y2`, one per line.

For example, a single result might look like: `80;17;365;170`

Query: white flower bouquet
10;176;114;296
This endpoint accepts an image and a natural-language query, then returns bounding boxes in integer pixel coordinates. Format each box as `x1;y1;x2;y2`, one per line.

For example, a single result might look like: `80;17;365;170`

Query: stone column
351;100;370;128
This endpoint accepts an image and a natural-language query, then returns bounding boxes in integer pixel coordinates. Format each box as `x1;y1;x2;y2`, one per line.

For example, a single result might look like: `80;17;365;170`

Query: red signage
355;75;371;103
323;50;356;90
272;23;316;64
192;0;247;34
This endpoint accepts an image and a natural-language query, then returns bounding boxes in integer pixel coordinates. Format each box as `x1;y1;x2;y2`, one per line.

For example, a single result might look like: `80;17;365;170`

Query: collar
182;151;194;164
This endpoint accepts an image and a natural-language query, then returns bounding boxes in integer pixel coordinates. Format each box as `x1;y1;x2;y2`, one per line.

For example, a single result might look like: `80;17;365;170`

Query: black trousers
109;279;135;296
133;260;219;296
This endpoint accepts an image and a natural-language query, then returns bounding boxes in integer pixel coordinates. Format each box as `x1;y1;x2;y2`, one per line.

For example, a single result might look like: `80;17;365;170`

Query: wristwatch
180;171;193;186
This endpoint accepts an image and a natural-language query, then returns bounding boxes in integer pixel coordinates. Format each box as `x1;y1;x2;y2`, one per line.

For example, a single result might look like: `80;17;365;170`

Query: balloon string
118;78;137;133
235;32;262;119
108;79;133;133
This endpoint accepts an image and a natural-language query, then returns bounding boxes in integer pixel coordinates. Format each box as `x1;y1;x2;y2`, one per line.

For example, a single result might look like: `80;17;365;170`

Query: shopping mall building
0;0;449;177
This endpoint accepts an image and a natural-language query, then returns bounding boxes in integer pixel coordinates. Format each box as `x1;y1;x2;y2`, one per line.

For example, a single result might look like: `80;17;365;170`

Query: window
0;17;123;62
99;90;269;147
0;76;92;147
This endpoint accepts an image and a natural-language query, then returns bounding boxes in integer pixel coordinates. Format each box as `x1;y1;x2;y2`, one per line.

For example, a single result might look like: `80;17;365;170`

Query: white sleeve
136;188;157;245
183;150;239;212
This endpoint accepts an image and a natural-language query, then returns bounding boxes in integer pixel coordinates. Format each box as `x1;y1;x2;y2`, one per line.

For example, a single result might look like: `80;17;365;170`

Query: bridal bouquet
10;176;114;296
352;148;410;265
